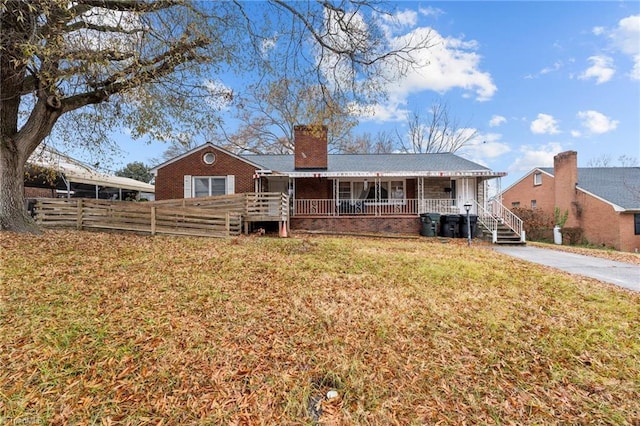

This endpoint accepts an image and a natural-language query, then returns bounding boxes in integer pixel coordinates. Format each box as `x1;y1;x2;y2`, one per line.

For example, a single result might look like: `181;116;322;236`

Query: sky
86;1;640;190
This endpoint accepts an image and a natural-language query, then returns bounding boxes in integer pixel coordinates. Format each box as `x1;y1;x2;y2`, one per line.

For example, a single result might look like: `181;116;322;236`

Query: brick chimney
294;125;328;170
553;150;578;227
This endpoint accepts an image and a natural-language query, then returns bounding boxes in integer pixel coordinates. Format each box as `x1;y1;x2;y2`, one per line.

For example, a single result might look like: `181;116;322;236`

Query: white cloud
489;115;506;127
336;9;496;123
389;28;496;101
261;36;277;54
66;7;142;55
594;14;640;80
579;55;615;84
458;132;511;166
530;113;560;135
610;15;640;57
379;9;418;35
355;101;408;123
576;110;619;134
632;54;640;80
612;15;640;80
540;61;563;75
509;143;564;173
356;26;496;122
204;80;233;110
419;6;444;18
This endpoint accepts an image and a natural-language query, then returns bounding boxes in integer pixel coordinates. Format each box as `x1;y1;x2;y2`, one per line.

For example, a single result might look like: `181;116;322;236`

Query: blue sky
92;1;639;189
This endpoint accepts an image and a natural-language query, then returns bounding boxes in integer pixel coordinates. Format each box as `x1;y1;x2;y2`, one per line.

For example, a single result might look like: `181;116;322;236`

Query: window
531;200;537;209
203;152;216;165
336;179;405;200
390;181;404;199
193;177;226;197
635;214;640;235
534;172;542;186
511;201;520;207
338;181;351;200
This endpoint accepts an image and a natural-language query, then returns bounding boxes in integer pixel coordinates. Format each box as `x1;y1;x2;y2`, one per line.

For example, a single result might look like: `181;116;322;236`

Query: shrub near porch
1;231;638;424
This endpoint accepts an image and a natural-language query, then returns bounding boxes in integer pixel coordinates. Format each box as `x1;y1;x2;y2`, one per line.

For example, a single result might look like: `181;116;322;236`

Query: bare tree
1;0;434;233
216;78;358;154
345;131;395;153
587;154;613;167
397;100;478;153
618;155;638;167
587;154;638;167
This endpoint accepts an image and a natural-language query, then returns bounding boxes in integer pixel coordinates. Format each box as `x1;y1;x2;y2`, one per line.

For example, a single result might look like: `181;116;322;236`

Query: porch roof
242;153;505;178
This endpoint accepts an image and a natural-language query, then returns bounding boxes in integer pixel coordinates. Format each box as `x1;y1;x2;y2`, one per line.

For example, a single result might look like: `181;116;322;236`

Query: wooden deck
35;193;289;238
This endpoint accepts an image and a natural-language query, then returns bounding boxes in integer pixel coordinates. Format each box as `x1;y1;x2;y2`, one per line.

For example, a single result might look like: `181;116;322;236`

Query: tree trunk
0;139;41;234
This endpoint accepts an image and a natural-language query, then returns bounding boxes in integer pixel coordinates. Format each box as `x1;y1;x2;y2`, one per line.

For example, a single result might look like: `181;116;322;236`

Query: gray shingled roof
241;153;492;173
540;167;640;210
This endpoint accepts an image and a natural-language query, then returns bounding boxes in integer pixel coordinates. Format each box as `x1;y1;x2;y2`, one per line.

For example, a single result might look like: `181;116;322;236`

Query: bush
562;227;584;245
511;207;554;242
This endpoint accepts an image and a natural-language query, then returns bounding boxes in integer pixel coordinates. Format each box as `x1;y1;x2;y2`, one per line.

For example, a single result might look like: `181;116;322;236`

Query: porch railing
478;198;525;242
293;198;458;217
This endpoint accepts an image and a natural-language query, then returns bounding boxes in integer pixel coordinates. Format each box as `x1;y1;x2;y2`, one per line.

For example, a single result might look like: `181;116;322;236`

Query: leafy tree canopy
115;161;152;184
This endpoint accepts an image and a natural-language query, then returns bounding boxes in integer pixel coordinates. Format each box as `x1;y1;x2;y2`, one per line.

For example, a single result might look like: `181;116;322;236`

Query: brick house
500;150;640;252
152;126;518;236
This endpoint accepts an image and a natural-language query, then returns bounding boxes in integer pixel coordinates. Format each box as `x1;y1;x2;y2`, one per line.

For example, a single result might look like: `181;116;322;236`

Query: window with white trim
531;200;537;209
338;181;351;200
194;177;225;197
186;175;234;198
533;172;542;186
336;179;405;201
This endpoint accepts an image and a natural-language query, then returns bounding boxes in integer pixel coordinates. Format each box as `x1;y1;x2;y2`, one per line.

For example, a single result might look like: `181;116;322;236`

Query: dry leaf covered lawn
1;230;639;425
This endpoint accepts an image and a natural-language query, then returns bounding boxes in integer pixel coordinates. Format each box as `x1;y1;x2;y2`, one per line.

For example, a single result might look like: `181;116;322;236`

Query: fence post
76;199;83;230
225;212;230;236
151;206;156;236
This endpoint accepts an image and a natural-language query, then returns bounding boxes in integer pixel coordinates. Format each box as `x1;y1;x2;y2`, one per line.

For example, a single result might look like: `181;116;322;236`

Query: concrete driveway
492;246;640;292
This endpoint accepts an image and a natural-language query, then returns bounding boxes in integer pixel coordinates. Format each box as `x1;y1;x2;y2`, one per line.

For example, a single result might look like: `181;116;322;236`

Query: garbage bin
440;214;461;238
459;214;478;239
419;213;441;237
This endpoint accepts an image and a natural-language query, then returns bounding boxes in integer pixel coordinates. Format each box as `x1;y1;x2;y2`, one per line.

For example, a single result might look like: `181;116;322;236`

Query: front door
453;178;476;213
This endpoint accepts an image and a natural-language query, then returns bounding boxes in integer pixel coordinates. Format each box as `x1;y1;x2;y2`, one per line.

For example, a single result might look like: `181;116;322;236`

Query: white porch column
417;177;424;213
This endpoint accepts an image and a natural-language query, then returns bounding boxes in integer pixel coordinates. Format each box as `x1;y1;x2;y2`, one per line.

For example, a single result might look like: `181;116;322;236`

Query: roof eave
282;170;506;178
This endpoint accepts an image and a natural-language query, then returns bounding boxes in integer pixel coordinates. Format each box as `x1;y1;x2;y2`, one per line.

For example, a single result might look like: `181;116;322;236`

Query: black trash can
460;214;478;239
440;214;461;238
419;213;441;237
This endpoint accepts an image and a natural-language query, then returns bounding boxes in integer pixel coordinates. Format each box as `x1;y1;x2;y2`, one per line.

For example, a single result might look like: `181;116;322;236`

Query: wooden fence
34;193;288;238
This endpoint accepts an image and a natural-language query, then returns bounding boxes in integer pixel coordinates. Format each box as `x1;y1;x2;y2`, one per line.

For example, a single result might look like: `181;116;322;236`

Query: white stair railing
486;198;525;242
474;201;499;243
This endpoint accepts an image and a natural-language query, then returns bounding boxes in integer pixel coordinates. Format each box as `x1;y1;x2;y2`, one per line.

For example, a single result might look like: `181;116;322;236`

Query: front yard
1;231;638;424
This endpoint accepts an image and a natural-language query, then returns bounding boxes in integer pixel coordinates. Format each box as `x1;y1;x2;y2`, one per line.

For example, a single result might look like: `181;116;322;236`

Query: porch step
480;223;526;245
496;223;526;245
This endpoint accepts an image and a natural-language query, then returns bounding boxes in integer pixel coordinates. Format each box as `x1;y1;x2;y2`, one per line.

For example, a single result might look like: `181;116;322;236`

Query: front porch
289;197;525;243
293;198;460;217
258;174;524;242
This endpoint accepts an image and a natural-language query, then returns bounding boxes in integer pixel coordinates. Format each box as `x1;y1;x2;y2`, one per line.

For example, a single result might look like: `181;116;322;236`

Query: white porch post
417;177;424;214
374;177;381;216
333;178;339;216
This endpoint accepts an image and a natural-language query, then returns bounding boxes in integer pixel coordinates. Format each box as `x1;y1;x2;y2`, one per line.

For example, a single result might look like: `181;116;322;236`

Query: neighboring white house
25;146;155;201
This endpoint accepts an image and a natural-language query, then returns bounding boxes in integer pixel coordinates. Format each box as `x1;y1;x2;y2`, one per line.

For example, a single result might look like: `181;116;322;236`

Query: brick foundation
291;216;421;235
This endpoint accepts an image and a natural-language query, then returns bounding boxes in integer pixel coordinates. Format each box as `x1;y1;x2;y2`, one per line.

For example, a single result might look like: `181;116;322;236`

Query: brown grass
1;230;639;425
